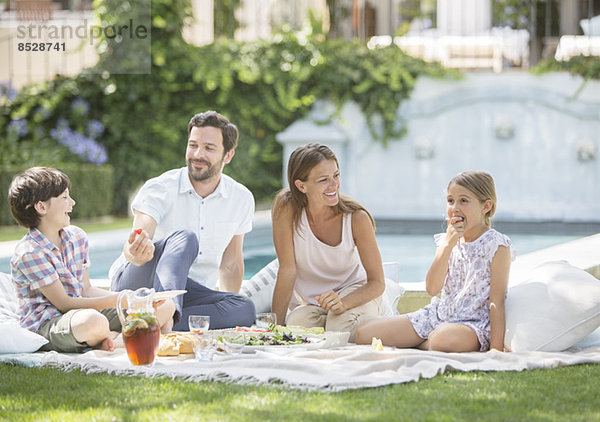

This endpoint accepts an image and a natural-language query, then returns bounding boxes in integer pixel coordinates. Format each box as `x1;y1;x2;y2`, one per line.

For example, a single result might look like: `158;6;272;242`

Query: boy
8;167;174;353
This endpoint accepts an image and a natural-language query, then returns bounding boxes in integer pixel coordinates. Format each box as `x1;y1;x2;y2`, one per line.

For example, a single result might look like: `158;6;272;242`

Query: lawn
2;218;598;421
1;362;599;421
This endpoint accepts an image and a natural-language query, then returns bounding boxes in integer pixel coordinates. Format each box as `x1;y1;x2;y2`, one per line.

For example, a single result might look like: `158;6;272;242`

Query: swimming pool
242;231;584;283
0;224;591;283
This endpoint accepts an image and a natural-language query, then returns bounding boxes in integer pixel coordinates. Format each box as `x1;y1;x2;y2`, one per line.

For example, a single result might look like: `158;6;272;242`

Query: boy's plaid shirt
11;226;88;332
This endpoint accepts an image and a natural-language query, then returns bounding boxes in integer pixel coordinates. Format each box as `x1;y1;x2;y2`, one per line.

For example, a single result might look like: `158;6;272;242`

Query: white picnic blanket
2;342;600;392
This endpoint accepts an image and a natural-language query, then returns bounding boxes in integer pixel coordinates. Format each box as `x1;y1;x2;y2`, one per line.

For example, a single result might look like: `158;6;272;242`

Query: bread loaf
157;332;195;356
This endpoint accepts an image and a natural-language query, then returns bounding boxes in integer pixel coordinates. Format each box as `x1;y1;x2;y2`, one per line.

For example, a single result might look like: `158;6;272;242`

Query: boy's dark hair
8;167;71;229
187;111;239;154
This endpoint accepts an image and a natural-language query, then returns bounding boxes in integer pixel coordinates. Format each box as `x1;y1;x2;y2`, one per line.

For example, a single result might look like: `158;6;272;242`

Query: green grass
0;217;132;242
1;363;599;421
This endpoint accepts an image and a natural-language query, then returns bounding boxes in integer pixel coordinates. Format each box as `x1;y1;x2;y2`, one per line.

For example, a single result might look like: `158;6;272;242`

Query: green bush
531;56;600;81
1;0;454;216
0;164;113;226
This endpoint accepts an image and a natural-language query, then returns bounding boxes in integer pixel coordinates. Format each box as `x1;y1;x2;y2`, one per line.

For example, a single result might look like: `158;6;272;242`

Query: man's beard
187;157;224;182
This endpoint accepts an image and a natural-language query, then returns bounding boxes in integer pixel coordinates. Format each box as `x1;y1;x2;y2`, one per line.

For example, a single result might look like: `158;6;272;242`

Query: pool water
0;231;583;283
236;231;582;283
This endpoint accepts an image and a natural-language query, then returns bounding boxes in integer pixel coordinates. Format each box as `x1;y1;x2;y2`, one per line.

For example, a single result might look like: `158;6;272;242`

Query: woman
271;143;385;340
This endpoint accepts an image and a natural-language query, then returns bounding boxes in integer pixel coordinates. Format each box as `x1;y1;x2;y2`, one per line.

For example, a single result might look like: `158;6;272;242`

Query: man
109;111;255;330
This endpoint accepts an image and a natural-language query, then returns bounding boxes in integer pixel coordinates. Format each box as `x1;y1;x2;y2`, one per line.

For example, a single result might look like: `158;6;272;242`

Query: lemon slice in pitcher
124;317;149;334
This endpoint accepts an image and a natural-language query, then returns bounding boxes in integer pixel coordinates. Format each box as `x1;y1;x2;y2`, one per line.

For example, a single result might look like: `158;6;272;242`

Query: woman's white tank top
290;209;367;308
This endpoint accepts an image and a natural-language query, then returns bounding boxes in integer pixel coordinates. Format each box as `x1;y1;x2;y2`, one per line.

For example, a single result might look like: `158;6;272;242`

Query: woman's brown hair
272;143;375;232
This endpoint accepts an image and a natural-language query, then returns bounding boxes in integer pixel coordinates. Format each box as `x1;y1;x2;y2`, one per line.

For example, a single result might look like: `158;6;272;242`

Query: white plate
153;290;187;300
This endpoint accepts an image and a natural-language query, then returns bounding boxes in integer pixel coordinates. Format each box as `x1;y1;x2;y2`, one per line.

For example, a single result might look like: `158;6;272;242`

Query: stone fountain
276;72;600;225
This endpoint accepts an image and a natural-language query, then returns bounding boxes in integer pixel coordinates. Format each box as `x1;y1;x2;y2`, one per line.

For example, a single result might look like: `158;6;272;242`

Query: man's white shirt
109;167;254;289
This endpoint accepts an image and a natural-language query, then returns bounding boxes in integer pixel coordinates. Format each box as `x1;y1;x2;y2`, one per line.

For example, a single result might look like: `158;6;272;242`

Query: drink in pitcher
122;314;160;365
118;288;161;366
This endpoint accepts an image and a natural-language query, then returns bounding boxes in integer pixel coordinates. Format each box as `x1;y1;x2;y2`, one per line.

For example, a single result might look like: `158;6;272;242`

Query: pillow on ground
0;271;19;323
0;272;48;353
240;259;278;314
382;262;405;316
240;260;405;316
504;261;600;352
0;321;48;353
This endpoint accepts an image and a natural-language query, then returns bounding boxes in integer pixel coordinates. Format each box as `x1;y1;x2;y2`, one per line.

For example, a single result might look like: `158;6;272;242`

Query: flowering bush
50;122;107;165
0;0;453;215
7;118;28;139
1;94;107;166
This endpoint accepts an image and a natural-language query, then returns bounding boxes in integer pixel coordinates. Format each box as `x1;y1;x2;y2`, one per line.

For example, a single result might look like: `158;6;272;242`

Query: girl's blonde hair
272;143;375;232
449;170;497;228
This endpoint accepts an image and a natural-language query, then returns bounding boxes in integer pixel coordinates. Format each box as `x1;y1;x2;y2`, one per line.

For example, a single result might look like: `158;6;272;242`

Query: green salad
245;332;310;346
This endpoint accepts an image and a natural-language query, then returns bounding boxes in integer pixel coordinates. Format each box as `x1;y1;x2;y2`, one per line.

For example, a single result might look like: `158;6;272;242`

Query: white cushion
382;262;405;316
0;321;48;353
240;259;278;314
240;260;405;316
0;272;18;323
0;272;48;353
504;261;600;352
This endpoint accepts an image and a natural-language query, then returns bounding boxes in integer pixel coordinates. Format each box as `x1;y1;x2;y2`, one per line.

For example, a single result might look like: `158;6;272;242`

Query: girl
355;171;512;352
271;143;385;341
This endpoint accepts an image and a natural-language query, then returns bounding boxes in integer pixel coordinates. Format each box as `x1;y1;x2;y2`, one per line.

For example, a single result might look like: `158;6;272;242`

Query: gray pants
110;229;255;330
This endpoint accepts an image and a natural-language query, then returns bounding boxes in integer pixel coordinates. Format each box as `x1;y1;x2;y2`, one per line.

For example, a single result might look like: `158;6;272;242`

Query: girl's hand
316;290;346;315
445;216;464;246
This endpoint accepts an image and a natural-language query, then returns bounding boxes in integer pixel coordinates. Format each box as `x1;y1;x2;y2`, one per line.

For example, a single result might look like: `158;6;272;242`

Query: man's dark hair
187;111;239;154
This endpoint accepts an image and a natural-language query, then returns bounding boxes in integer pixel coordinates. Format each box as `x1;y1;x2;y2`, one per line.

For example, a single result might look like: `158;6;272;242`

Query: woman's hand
316;290;346;315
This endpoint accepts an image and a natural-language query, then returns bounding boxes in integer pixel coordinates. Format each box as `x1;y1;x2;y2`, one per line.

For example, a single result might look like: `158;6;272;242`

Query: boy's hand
126;228;155;266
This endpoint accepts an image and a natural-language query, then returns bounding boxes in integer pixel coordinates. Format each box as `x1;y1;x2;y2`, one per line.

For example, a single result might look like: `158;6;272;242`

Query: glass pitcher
117;287;160;366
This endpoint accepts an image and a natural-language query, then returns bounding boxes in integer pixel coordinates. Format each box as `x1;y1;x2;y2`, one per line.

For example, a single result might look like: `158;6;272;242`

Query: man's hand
125;228;155;266
123;211;158;267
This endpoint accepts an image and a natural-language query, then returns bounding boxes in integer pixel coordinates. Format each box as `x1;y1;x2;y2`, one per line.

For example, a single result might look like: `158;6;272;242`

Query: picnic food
243;331;310;346
158;332;195;356
157;334;180;356
371;337;384;351
235;324;322;347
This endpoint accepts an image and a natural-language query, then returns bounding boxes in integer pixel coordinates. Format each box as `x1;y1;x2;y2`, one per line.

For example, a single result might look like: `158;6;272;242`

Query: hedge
0;164;114;226
1;0;454;216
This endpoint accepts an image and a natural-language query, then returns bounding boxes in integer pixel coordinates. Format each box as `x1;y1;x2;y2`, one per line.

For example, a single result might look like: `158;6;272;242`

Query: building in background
1;0;599;88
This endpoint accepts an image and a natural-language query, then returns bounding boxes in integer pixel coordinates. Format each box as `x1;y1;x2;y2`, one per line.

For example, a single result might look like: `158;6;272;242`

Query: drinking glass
222;331;245;355
255;312;277;329
192;331;217;361
188;315;210;333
